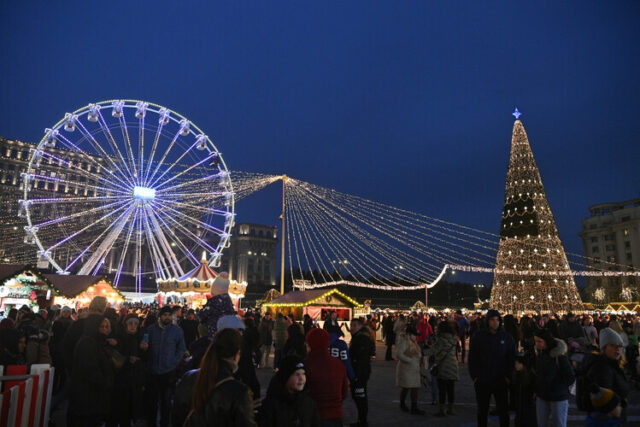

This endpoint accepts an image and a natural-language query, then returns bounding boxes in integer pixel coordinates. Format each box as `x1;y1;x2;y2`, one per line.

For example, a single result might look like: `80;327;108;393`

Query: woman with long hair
426;320;459;417
174;328;257;427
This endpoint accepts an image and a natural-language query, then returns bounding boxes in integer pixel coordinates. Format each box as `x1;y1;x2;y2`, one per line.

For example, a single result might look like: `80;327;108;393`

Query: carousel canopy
156;259;219;293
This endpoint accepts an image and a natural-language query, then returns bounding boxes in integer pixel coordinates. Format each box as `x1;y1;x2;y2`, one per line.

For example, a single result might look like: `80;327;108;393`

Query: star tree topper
512;107;522;120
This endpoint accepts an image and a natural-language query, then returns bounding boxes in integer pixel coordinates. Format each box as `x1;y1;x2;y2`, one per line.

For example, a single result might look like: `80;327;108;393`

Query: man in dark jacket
62;296;107;373
469;309;516;427
179;309;199;348
144;306;186;427
305;328;349;425
349;319;376;427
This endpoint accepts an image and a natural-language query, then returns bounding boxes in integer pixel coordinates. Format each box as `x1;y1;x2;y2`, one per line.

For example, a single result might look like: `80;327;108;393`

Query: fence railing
0;364;54;427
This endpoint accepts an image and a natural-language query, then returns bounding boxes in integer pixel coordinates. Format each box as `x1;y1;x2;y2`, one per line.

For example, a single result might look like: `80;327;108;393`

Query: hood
549;338;568;358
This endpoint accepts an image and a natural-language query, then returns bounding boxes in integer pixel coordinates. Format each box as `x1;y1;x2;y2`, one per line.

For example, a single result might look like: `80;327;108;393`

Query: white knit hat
599;327;623;351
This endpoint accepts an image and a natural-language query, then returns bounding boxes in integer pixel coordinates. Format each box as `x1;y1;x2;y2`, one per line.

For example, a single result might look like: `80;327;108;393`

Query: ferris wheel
19;100;235;291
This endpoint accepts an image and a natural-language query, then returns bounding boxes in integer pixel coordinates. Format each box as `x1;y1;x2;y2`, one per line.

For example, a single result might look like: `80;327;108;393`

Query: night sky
1;1;639;260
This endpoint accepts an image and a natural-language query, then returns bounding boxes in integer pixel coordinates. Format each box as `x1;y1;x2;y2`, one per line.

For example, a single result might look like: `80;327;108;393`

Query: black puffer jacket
69;316;114;420
533;339;575;402
173;360;256;427
259;371;320;427
586;354;631;407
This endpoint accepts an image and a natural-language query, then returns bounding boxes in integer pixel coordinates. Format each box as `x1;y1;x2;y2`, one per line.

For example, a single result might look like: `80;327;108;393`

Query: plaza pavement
257;341;640;427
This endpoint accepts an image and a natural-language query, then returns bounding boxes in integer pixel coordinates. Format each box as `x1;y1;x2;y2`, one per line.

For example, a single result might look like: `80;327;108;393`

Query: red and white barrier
0;364;54;427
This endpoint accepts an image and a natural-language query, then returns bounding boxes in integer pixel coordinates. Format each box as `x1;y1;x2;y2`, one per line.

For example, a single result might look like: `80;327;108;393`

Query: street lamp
473;284;484;301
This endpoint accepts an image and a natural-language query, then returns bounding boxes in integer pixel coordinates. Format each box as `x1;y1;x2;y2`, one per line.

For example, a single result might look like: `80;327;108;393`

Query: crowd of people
0;298;639;427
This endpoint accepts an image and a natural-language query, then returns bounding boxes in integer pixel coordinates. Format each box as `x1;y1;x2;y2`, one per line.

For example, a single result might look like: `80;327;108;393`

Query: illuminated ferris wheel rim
21;99;235;286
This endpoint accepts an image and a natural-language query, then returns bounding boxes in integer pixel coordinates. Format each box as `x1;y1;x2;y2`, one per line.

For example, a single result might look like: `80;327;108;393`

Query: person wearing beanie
585;327;630;425
348;318;376;426
532;329;575;427
197;272;237;340
396;324;425;415
468;309;515;427
304;328;349;424
259;356;321;427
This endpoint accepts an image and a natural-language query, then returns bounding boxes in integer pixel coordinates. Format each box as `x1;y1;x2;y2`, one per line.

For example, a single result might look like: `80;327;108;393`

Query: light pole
474;284;484;302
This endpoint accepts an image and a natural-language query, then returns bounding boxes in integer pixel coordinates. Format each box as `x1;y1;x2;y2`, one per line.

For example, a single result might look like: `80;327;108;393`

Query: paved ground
257;341;640;427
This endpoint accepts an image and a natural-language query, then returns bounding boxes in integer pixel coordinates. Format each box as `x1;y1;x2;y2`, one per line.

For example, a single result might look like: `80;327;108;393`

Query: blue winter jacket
146;322;186;375
329;333;355;380
468;328;516;384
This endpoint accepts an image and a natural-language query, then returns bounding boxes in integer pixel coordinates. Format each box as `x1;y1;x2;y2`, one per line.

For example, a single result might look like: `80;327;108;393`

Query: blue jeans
535;397;568;427
585;413;623;427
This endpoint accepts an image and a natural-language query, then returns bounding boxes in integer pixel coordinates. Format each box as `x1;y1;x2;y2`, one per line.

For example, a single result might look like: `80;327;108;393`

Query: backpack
573;351;599;412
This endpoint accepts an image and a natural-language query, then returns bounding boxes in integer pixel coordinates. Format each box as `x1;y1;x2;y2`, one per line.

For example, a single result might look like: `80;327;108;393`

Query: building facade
580;197;640;301
220;223;278;290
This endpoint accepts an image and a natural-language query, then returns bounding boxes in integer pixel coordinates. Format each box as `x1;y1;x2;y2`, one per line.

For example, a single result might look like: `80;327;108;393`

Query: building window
589;224;597;230
605;245;616;251
590;237;598;243
623;229;629;236
625;241;631;249
621;217;630;222
607;256;616;263
627;253;633;261
591;246;599;253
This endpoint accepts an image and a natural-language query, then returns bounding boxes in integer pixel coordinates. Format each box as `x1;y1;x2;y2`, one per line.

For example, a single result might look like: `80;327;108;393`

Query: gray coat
427;333;459;381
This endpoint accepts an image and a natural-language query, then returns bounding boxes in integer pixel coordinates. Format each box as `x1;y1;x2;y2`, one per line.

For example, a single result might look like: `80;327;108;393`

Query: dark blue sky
1;1;639;258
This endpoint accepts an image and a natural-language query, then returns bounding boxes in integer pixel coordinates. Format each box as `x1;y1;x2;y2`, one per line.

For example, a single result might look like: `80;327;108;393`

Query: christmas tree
489;111;582;313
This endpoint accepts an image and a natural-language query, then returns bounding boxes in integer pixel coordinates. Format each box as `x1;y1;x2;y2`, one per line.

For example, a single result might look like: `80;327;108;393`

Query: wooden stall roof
263;288;362;308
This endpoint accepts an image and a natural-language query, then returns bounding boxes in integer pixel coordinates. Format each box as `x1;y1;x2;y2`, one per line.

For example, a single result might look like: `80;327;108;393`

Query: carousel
156;255;248;309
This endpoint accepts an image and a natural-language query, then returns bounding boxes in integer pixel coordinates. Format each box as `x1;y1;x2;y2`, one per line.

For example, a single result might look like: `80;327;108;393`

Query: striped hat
589;384;620;414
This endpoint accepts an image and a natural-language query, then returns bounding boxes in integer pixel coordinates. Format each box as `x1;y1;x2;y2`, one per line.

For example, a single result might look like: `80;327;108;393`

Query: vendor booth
261;288;362;322
46;275;124;308
0;265;62;311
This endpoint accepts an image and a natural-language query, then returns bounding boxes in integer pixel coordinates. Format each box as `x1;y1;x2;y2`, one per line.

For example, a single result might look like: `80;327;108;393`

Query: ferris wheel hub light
133;186;156;200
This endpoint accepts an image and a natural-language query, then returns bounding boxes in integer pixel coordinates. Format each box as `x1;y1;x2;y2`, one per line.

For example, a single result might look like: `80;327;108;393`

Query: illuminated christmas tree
489;110;583;313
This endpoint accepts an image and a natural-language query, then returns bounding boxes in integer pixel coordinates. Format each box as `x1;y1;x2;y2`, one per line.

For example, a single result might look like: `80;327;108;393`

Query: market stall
261;288;362;322
46;275;125;308
0;265;62;311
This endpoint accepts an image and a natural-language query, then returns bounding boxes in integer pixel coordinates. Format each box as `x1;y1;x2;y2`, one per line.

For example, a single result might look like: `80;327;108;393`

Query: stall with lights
45;275;125;308
0;264;62;311
261;288;362;321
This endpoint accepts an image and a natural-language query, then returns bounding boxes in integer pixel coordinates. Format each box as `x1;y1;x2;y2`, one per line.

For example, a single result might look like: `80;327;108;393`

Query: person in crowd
304;328;349;427
68;316;115;427
583;316;599;348
258;312;274;368
382;314;395;361
417;314;434;347
469;309;516;427
173;328;257;427
455;310;470;363
349;318;376;427
171;305;183;326
273;312;288;370
532;329;575;427
50;306;73;390
144;305;186;427
284;321;307;359
323;311;343;336
62;296;107;374
0;328;26;365
396;325;425;415
16;310;52;366
426;320;459;417
608;319;628;349
180;309;199;349
329;330;355;381
559;312;584;342
512;351;537;427
585;328;630;426
303;314;315;336
393;314;407;344
259;355;321;427
623;322;638;380
199;273;237;339
108;314;146;427
519;315;537;352
218;314;262;400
